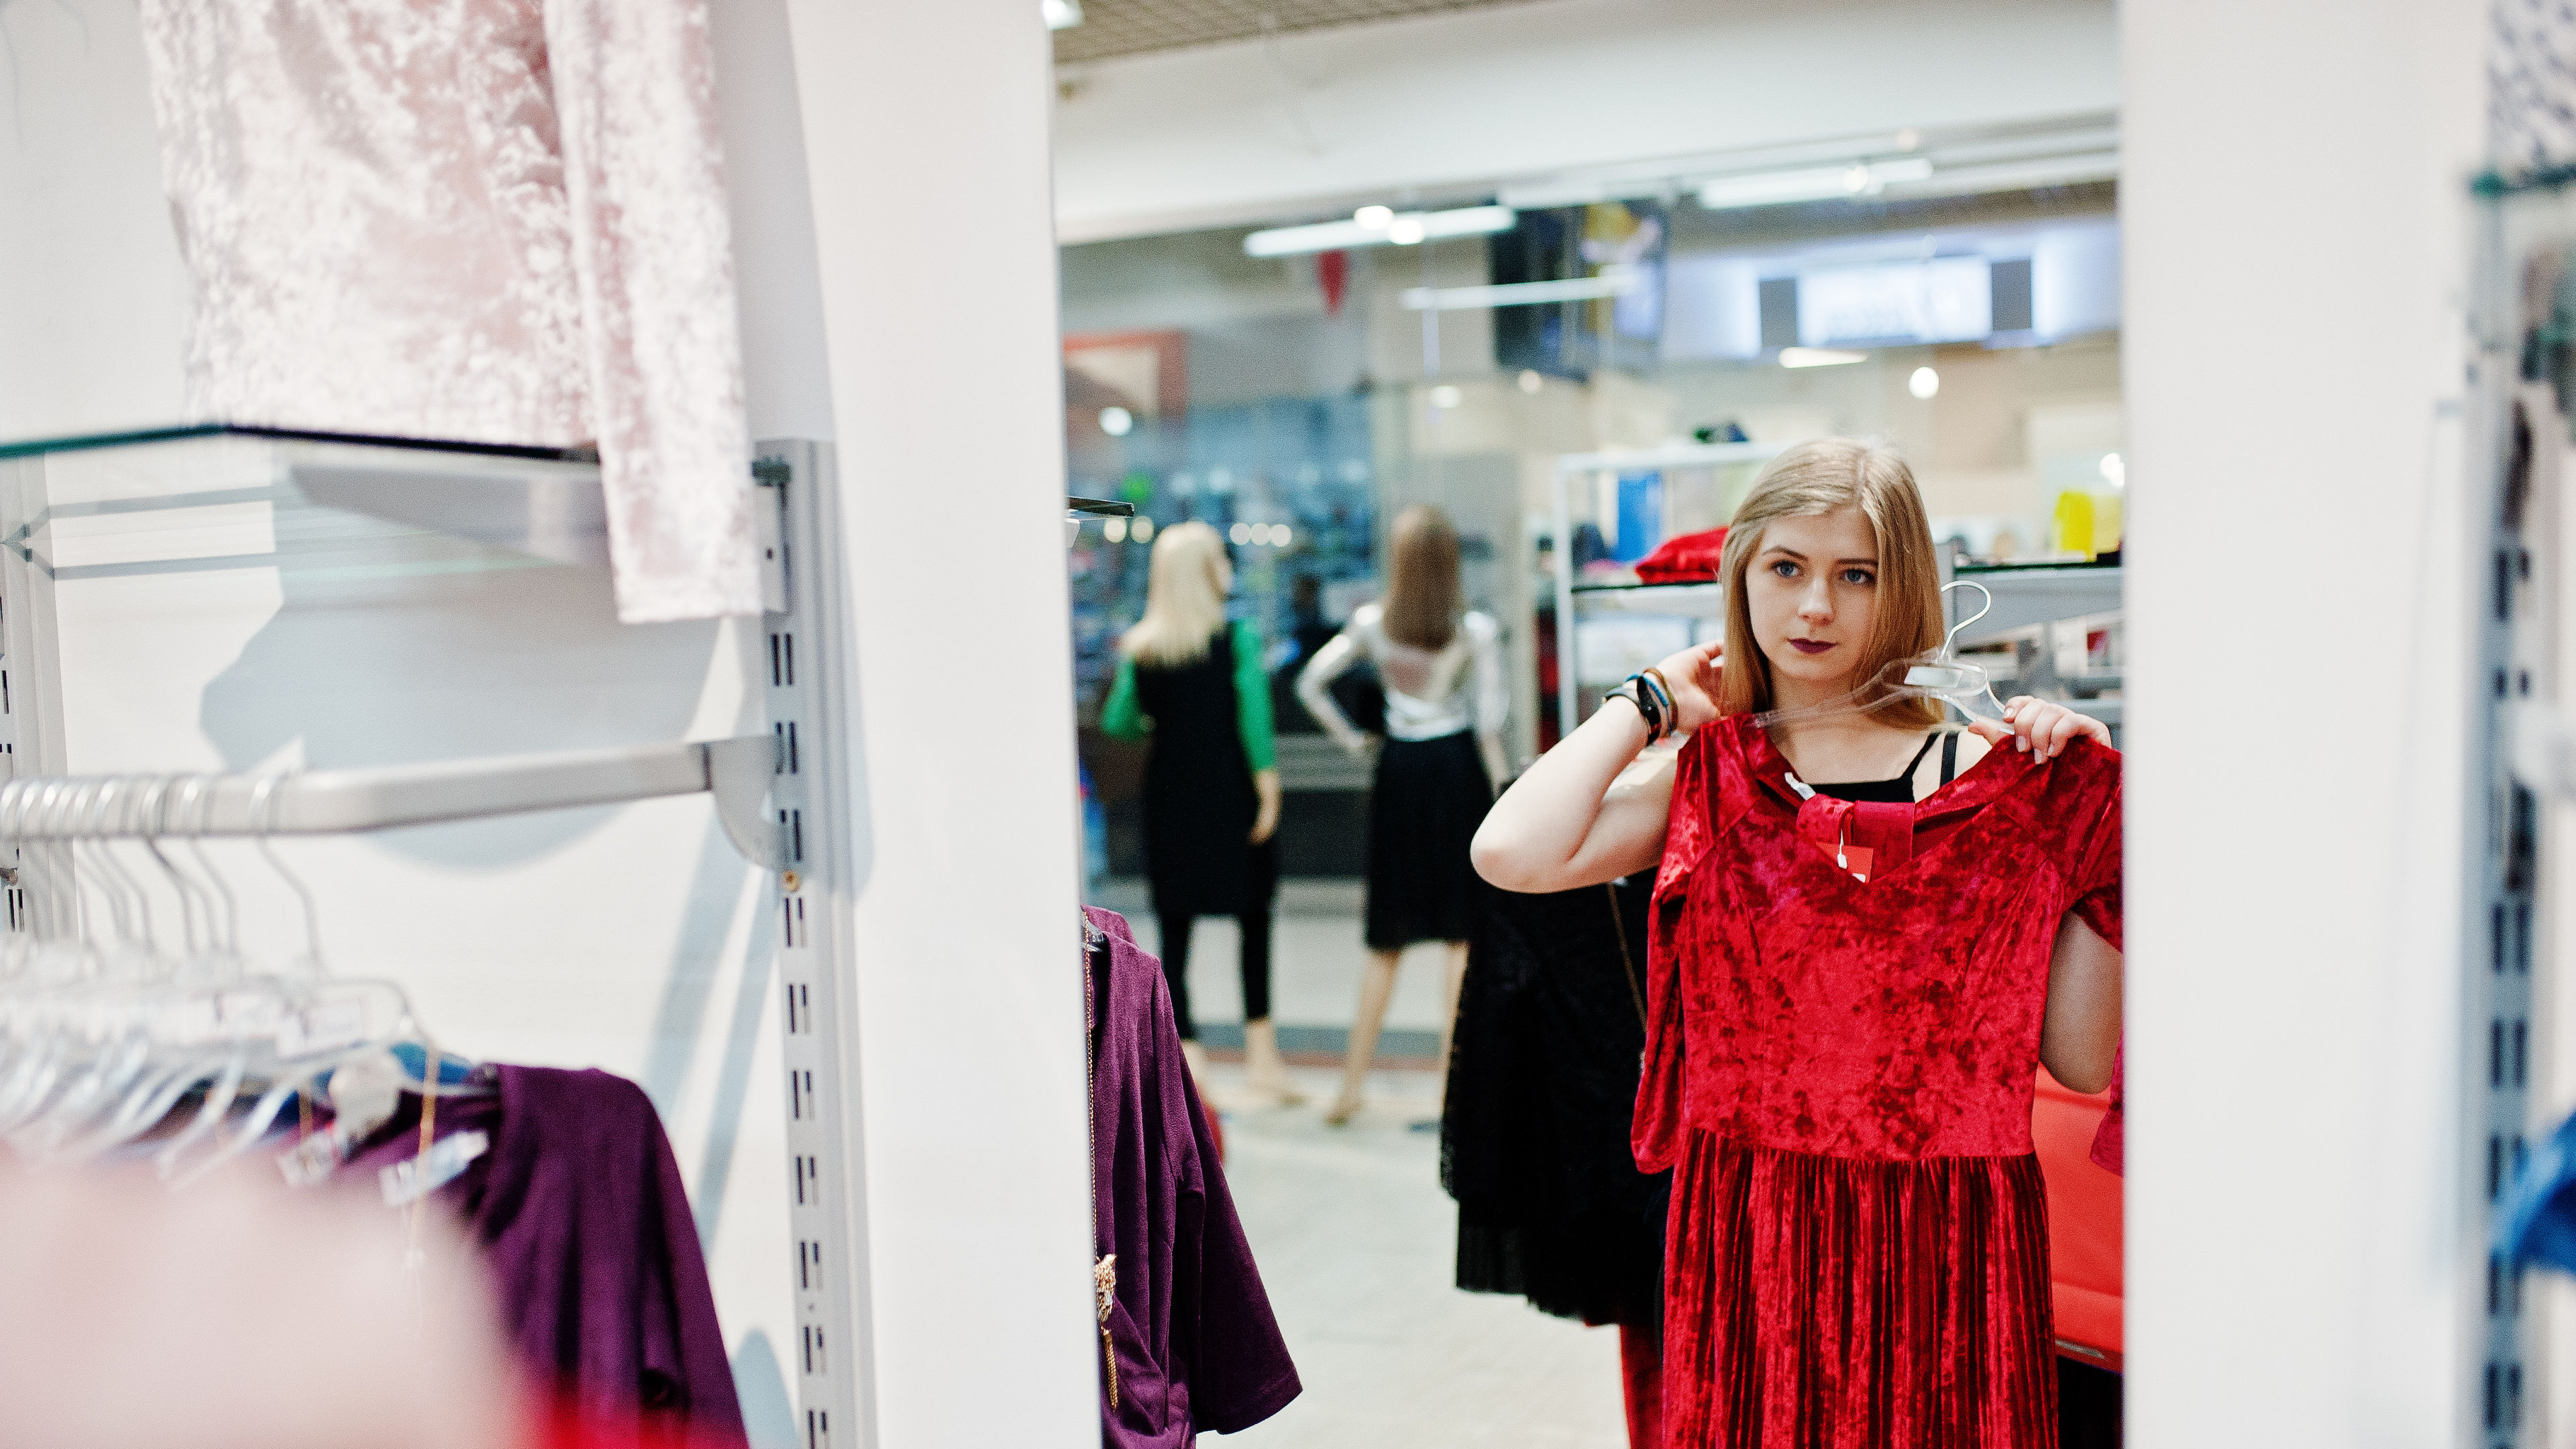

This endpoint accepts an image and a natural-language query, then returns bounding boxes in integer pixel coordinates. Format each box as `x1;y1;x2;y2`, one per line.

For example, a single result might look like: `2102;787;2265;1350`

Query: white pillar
2123;1;2485;1443
777;5;1095;1447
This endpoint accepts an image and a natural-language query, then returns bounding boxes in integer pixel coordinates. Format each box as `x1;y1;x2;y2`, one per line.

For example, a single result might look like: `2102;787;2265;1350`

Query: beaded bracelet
1607;674;1669;745
1639;667;1677;733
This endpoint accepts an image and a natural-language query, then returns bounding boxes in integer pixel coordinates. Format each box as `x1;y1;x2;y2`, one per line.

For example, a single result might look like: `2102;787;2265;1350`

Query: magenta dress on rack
1084;906;1301;1445
349;1065;743;1442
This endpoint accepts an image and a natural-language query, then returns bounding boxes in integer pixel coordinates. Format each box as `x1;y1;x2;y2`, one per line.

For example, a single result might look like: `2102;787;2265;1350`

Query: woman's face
1745;506;1880;694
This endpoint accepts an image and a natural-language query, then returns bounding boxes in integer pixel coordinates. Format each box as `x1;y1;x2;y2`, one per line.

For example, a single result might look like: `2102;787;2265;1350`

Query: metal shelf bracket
708;734;790;870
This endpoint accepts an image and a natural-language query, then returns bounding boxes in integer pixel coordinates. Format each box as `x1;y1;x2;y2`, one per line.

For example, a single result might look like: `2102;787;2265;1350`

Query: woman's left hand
1250;769;1283;845
1967;696;2112;762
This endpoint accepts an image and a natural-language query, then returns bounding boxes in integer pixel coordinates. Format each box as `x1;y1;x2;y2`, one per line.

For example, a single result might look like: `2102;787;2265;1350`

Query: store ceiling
1052;0;1545;65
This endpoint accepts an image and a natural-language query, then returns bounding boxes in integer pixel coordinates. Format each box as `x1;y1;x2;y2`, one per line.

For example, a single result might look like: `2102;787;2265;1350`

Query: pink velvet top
136;0;759;623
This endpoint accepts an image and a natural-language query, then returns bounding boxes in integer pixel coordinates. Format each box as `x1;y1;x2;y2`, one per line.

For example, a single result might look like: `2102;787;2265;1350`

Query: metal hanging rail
0;737;788;870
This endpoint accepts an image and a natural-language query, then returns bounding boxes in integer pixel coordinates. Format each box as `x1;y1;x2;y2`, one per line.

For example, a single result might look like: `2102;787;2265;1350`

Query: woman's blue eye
1768;560;1799;578
1841;569;1874;586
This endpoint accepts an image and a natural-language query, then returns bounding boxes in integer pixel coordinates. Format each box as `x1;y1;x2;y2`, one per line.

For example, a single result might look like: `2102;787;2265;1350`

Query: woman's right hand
1649;639;1725;734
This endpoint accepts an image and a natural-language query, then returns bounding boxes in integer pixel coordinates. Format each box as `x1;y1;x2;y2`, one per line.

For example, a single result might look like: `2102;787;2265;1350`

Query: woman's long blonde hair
1382;504;1462;649
1717;439;1945;729
1121;521;1232;667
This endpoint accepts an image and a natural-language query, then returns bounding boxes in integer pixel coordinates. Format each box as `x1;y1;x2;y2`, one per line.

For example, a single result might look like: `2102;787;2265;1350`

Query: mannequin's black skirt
1363;731;1491;951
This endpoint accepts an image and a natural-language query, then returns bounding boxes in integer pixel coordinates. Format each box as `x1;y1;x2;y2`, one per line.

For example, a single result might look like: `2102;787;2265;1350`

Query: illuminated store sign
1796;257;1996;347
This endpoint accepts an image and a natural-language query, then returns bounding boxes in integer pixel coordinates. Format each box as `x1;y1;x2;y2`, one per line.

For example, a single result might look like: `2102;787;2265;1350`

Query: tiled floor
1194;1059;1629;1448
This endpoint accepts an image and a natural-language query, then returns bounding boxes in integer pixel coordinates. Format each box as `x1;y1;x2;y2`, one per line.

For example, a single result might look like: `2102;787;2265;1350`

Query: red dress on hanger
1640;716;2122;1448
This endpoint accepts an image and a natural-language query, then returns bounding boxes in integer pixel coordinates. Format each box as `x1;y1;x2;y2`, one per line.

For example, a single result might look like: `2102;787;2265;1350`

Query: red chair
2033;1068;2122;1371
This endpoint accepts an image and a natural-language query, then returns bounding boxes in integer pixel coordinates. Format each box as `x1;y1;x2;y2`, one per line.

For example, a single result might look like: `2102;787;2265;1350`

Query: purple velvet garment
348;1065;745;1443
1085;906;1300;1444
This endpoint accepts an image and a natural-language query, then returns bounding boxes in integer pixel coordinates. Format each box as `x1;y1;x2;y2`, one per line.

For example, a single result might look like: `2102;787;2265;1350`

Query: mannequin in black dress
1102;521;1297;1106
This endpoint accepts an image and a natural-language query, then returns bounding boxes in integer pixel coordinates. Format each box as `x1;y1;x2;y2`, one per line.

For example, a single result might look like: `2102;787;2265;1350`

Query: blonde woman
1101;521;1299;1105
1473;439;2117;1442
1297;504;1508;1126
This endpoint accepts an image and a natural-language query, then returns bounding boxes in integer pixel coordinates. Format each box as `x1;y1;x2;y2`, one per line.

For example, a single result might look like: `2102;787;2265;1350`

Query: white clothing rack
0;736;788;869
1548;441;1783;734
0;429;869;1446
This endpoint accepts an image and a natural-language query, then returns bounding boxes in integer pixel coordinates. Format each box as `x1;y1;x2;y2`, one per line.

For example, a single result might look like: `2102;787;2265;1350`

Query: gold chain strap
1095;1252;1120;1408
1082;920;1120;1409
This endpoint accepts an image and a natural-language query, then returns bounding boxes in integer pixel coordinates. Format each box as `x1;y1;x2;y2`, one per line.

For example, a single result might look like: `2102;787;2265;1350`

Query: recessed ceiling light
1354;205;1393;229
1041;0;1083;30
1779;348;1868;368
1909;366;1940;399
1519;370;1544;394
1097;405;1132;437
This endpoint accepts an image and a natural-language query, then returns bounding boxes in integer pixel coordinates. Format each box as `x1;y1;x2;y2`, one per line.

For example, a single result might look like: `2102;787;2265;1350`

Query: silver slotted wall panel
2471;189;2570;1449
755;438;869;1449
2470;209;2527;1449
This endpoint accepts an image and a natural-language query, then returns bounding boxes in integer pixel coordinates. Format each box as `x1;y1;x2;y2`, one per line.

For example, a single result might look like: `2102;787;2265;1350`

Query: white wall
1053;0;2118;242
0;4;1096;1444
2121;1;2484;1444
780;5;1097;1447
0;0;189;439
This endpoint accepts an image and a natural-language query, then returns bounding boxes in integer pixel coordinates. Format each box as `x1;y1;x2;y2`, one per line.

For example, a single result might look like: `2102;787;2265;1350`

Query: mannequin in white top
1298;505;1509;1126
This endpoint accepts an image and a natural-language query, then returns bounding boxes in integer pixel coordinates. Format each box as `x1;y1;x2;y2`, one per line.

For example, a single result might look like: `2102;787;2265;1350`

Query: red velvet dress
1640;717;2123;1448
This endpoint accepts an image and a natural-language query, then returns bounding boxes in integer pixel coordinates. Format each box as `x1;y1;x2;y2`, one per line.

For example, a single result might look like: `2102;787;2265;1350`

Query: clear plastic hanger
1750;580;2010;731
0;764;488;1179
13;777;195;1154
173;770;492;1189
66;778;261;1161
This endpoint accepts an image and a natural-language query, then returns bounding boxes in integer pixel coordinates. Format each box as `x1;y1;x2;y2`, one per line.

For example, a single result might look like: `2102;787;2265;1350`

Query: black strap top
1804;731;1953;804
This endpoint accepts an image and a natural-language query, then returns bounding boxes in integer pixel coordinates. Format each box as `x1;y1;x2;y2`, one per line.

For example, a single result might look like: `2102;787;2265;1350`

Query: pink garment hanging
137;0;759;624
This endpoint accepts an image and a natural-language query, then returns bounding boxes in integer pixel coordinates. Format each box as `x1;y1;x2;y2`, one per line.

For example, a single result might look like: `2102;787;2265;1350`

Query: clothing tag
277;1129;345;1188
276;1051;409;1187
1840;845;1874;883
1782;770;1816;800
379;1128;488;1208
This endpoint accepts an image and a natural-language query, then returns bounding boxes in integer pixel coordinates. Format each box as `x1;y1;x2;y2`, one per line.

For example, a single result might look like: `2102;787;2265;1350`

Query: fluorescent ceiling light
1042;0;1083;30
1872;152;2118;201
1779;348;1868;368
1697;157;1934;211
1401;266;1642;312
1496;115;2116;213
1244;205;1515;258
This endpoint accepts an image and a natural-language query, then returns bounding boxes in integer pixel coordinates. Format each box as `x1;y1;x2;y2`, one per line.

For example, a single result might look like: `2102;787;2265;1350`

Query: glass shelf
0;423;610;584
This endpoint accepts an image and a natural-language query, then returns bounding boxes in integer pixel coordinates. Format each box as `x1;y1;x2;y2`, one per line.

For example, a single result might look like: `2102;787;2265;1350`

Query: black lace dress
1440;875;1670;1328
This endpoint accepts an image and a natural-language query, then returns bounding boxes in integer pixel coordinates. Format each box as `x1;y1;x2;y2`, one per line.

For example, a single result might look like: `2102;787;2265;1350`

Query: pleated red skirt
1660;1134;2058;1448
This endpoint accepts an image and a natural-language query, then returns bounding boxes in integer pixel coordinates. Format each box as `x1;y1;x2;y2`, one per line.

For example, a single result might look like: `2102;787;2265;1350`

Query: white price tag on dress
380;1128;488;1208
